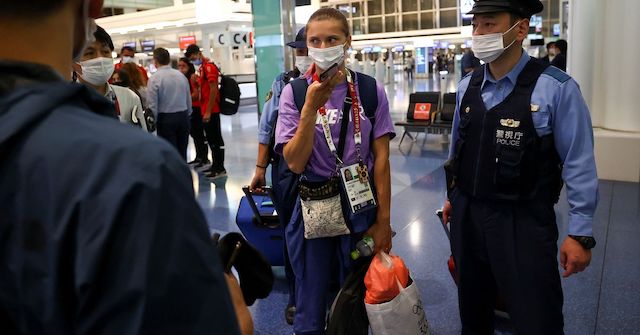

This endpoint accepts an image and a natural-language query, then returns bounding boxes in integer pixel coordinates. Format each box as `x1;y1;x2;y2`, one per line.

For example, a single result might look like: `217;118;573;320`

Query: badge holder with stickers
299;70;378;239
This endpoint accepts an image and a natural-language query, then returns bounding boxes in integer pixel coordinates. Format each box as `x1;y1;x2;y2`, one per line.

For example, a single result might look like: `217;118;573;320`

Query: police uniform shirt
449;50;598;237
258;70;298;145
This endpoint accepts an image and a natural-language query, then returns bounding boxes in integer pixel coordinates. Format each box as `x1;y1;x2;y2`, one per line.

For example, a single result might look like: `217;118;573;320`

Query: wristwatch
568;235;596;249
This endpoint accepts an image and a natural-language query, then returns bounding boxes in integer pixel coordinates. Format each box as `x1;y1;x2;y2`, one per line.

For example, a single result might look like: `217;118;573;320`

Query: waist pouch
299;178;350;239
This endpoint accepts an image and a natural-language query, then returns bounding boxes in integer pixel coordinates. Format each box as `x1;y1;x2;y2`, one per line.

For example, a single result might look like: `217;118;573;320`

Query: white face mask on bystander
78;57;114;86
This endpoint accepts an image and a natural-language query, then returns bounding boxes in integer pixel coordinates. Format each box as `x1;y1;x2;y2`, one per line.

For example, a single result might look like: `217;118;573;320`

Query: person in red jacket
114;46;148;85
185;44;226;179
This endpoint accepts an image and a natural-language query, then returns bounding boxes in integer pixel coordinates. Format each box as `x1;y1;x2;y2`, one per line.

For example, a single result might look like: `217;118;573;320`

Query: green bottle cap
350;250;360;260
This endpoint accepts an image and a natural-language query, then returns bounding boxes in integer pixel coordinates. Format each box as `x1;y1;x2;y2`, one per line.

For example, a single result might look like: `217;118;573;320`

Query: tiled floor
188;72;640;335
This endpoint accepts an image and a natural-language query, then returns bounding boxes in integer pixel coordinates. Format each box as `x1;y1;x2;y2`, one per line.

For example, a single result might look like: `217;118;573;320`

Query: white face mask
78;57;115;86
295;56;312;73
471;20;521;64
122;56;134;64
308;44;346;71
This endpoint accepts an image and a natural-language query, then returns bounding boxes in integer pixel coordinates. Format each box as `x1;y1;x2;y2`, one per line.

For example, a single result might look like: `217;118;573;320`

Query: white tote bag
365;278;430;335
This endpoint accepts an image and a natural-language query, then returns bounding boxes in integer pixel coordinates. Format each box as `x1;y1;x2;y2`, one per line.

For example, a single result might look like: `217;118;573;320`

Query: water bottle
351;236;375;260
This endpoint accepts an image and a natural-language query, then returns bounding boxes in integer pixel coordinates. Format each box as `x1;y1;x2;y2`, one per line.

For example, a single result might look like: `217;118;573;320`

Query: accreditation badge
340;163;377;214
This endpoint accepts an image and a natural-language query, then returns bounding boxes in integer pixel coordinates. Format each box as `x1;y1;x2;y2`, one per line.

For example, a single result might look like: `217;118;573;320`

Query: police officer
250;27;311;325
442;0;598;334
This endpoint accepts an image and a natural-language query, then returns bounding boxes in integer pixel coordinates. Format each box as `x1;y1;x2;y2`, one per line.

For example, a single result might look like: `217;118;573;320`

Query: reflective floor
187;72;640;335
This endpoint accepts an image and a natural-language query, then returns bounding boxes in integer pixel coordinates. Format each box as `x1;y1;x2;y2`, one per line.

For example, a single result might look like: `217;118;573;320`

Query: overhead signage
140;40;155;52
179;35;196;50
214;31;253;47
122;41;136;51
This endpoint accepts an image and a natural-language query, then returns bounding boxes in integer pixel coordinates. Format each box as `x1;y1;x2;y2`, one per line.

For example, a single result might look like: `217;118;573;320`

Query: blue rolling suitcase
236;186;285;266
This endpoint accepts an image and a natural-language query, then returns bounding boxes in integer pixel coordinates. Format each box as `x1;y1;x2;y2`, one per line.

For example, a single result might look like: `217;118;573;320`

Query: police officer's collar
481;49;530;90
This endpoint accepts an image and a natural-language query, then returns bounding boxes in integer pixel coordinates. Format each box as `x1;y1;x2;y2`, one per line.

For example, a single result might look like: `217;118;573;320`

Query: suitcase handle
242;186;278;227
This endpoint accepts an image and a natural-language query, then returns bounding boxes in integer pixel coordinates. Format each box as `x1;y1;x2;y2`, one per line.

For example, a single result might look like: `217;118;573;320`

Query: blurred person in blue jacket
0;0;250;333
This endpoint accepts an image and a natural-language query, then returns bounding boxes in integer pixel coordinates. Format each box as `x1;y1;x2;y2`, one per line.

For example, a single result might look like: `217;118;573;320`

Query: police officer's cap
286;27;307;49
467;0;543;18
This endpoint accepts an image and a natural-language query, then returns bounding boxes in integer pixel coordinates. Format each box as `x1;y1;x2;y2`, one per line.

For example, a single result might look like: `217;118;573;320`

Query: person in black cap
249;26;310;325
442;0;598;334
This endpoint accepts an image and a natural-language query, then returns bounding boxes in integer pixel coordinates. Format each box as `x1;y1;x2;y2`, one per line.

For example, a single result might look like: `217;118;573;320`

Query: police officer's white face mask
295;56;313;73
308;44;345;71
471;20;521;64
78;57;115;86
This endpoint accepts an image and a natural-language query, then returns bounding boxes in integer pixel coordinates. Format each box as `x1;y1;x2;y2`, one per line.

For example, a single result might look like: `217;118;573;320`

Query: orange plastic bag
364;252;410;304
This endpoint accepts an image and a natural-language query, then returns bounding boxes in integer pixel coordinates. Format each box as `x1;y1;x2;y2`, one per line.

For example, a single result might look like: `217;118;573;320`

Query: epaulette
542;66;571;84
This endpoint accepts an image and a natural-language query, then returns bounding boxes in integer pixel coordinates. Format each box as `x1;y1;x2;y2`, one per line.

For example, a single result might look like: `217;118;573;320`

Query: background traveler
186;44;228;179
147;47;192;159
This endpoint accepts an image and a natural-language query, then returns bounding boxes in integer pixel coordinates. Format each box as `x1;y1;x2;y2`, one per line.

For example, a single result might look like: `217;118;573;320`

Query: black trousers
204;113;225;171
157;111;190;161
449;189;564;335
189;107;208;161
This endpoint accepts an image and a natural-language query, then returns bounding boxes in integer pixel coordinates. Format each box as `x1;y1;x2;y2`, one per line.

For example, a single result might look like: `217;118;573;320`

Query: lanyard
316;70;364;170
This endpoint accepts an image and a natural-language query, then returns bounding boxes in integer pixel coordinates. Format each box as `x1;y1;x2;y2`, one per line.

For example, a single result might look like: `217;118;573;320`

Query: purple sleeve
372;82;396;140
274;84;300;155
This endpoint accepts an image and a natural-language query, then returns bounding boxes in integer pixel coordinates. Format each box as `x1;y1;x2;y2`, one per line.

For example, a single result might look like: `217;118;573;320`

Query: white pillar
566;0;600;125
569;0;640;132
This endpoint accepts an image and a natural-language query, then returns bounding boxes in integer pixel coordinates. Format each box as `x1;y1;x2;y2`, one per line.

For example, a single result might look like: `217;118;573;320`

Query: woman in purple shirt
274;8;396;334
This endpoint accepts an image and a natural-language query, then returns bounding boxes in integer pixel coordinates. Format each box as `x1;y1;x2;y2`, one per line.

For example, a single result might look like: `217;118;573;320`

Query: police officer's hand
250;167;266;191
560;237;592;278
442;200;452;225
366;221;393;254
302;70;346;114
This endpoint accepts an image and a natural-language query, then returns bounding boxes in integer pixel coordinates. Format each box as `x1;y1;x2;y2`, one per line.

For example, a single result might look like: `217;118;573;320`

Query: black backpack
218;70;241;116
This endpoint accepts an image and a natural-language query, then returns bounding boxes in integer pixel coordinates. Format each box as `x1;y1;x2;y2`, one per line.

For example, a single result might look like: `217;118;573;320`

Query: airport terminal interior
2;0;639;334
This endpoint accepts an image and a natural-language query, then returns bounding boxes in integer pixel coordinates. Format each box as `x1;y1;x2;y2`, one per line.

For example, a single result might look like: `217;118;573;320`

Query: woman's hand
250;167;266;191
302;69;345;114
365;219;393;254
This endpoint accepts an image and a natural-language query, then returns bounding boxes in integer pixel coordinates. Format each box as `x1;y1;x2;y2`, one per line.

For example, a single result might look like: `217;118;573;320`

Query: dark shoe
285;305;296;325
202;166;215;174
206;168;227;180
187;158;201;165
194;159;211;169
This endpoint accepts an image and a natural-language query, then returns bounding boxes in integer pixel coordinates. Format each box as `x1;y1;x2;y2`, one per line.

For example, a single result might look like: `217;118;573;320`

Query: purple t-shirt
275;74;395;178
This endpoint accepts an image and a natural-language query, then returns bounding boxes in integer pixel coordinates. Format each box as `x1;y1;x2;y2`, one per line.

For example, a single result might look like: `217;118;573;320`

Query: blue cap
286;27;307;49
